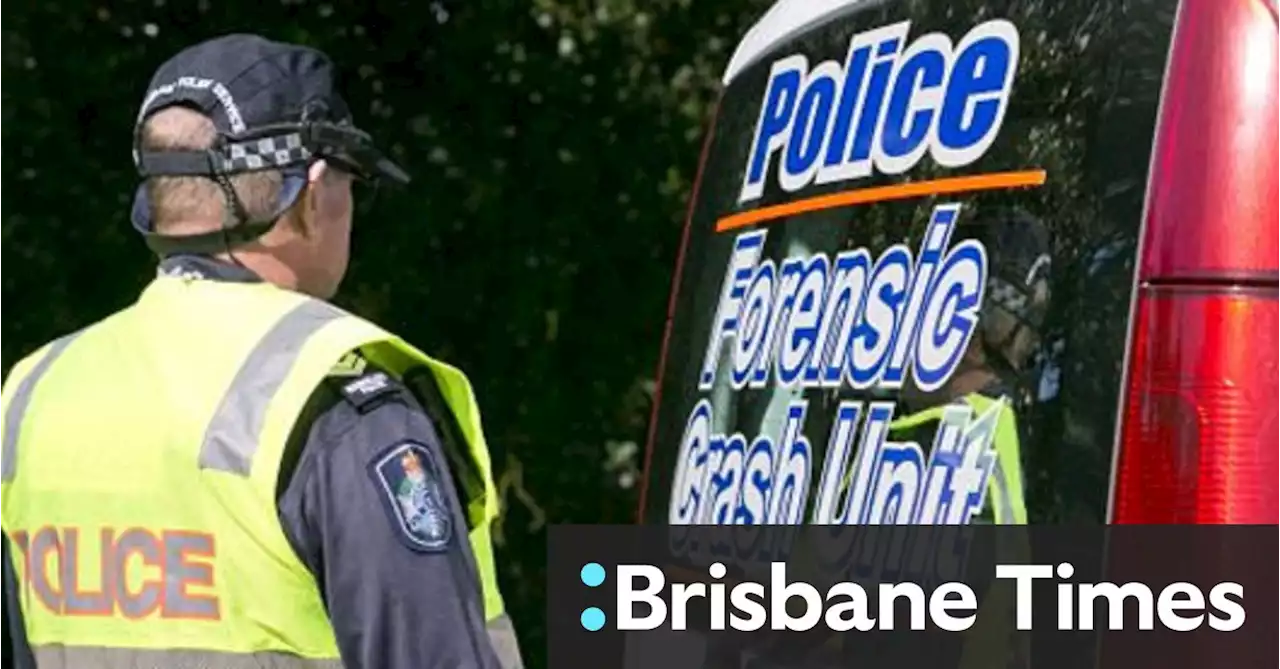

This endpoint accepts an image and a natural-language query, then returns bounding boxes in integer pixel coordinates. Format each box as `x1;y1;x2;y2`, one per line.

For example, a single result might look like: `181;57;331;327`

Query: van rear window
639;1;1176;527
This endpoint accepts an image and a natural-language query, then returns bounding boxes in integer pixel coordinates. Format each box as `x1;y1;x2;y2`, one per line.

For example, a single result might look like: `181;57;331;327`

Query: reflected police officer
0;34;523;669
757;207;1053;669
893;206;1052;669
897;205;1054;526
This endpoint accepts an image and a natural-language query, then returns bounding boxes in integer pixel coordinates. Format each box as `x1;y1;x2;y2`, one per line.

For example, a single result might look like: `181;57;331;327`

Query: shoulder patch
369;441;455;553
335;370;401;414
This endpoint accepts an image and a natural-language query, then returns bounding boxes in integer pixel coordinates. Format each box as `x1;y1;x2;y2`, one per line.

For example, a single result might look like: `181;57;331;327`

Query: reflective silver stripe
199;299;347;475
487;613;526;669
992;456;1015;525
2;333;82;483
965;396;1018;525
33;644;343;669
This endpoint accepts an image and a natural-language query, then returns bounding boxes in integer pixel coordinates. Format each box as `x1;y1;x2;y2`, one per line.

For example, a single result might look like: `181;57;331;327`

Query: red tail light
1110;0;1279;524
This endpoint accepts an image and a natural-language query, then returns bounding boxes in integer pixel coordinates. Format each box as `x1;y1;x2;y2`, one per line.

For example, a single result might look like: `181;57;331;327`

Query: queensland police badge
371;441;454;552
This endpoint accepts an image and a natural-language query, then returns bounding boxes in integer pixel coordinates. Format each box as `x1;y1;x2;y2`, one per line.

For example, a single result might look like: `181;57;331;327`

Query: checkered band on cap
221;132;312;172
987;277;1029;315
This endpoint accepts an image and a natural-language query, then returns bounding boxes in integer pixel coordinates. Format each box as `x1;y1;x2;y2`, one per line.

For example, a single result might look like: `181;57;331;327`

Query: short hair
138;106;283;234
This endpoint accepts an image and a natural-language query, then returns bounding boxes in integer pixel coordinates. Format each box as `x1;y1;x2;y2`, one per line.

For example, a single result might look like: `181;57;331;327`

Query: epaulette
330;370;404;414
326;351;402;414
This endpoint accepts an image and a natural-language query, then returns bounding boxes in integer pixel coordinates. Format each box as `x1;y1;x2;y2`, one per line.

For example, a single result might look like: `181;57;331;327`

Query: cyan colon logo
580;562;607;631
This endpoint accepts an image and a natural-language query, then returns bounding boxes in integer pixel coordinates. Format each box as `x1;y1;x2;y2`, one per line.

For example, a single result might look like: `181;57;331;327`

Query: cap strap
136;133;311;179
139;220;277;256
136;150;223;177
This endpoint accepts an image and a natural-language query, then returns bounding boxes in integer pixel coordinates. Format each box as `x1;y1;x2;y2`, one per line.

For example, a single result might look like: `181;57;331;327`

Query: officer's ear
293;160;331;239
307;160;331;206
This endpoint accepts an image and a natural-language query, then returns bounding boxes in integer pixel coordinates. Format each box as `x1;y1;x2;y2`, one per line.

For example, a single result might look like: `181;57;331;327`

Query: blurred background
1;0;774;664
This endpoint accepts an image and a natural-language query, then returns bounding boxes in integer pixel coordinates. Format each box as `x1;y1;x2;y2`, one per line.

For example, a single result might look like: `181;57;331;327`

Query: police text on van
740;20;1020;203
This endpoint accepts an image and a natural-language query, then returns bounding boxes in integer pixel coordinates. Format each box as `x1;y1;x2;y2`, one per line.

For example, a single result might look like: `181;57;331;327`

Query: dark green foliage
2;0;771;662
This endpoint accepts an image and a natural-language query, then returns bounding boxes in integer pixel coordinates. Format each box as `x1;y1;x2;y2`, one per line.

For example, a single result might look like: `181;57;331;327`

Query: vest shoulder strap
349;332;501;526
965;393;1026;525
234;299;500;526
880;393;1025;525
0;330;87;487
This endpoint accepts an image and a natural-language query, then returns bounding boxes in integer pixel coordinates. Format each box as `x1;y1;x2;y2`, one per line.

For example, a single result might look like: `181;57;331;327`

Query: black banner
547;525;1277;669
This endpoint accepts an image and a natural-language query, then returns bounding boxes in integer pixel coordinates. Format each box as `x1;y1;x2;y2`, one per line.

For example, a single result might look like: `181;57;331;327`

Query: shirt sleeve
3;531;35;669
276;366;502;669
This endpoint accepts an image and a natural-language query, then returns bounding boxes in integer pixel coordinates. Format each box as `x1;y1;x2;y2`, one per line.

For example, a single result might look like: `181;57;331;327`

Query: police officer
895;206;1053;526
0;34;523;669
892;206;1052;669
754;207;1053;669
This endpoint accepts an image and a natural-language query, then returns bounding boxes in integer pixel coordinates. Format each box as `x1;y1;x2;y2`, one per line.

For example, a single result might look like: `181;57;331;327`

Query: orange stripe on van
714;169;1047;233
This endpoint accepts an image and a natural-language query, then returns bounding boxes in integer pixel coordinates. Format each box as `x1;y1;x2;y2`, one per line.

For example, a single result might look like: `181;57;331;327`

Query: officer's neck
164;249;313;296
225;249;305;292
944;367;1000;398
902;367;997;413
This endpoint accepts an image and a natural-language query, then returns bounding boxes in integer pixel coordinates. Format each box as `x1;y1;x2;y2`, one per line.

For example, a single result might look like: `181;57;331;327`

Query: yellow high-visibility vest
885;394;1031;669
0;275;506;667
885;393;1028;525
791;393;1030;667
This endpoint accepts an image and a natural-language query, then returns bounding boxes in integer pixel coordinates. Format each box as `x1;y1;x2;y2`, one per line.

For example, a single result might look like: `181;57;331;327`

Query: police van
636;0;1278;536
626;2;1275;664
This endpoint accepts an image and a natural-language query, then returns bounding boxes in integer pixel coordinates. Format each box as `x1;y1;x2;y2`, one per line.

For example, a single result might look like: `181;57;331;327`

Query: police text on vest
8;526;220;620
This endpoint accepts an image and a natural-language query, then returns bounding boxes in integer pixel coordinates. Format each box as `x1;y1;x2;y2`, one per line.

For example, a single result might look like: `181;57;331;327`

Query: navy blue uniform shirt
3;255;515;669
